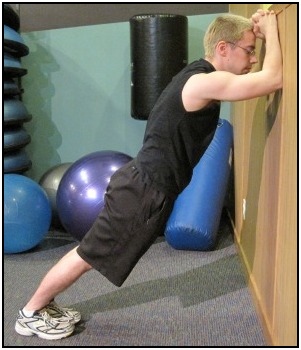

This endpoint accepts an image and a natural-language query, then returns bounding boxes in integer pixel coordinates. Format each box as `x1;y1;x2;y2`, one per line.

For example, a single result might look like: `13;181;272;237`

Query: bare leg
24;247;92;311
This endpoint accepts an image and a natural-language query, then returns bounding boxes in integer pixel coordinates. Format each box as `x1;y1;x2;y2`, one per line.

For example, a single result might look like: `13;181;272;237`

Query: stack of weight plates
4;4;32;174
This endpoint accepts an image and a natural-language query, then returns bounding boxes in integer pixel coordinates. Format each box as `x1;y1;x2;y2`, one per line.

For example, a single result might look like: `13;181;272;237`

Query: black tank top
136;59;220;196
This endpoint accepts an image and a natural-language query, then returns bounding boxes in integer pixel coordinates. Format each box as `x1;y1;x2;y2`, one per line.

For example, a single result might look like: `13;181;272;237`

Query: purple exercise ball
56;150;133;241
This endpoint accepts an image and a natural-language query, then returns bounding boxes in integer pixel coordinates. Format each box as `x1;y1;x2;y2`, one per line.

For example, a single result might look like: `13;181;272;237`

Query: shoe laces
49;302;75;319
39;310;68;327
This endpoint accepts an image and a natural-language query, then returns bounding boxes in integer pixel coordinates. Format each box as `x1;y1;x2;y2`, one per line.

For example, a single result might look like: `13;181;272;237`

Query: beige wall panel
230;3;260;240
251;91;282;328
230;3;297;346
231;101;246;238
272;4;297;346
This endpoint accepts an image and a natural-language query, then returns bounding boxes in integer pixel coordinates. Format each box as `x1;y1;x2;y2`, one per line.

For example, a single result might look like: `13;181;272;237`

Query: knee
74;247;93;272
82;259;93;272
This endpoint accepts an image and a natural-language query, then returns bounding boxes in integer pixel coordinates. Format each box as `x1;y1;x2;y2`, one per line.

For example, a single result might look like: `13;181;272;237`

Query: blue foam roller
4;98;32;125
4;25;29;57
3;5;20;31
4;78;21;95
4;149;32;174
4;52;27;77
4;126;31;151
164;119;233;251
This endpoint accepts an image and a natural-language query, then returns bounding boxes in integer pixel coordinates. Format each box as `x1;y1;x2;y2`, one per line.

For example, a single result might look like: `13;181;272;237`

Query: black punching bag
130;14;188;120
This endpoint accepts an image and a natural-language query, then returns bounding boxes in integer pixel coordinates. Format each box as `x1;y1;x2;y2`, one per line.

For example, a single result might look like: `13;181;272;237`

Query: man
15;9;282;340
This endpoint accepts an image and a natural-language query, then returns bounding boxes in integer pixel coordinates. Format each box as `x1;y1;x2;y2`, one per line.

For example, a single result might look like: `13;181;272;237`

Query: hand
251;9;277;41
252;9;266;40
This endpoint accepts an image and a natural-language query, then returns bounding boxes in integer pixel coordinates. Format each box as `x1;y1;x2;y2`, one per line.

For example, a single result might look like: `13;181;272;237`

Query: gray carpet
3;211;266;347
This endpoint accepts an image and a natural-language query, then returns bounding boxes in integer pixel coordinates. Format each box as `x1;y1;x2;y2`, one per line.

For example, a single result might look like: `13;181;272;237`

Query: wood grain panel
230;3;297;346
272;4;297;345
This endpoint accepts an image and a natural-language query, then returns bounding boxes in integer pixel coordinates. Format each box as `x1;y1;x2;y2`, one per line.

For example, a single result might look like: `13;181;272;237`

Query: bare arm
252;9;282;90
182;10;282;110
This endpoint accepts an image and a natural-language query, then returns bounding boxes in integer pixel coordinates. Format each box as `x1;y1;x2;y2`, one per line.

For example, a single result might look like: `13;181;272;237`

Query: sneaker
45;301;81;324
15;309;74;340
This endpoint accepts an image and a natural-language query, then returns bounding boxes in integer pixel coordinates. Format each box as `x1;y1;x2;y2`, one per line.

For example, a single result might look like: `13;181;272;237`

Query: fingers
252;10;264;23
256;8;275;15
252;9;275;24
255;8;276;17
251;13;261;23
251;8;278;41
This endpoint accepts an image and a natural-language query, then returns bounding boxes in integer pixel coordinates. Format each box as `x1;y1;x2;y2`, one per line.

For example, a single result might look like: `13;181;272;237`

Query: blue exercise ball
4;174;52;254
56;150;133;241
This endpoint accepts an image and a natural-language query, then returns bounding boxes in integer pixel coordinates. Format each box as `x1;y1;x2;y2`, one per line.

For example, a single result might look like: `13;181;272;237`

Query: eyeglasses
226;42;256;57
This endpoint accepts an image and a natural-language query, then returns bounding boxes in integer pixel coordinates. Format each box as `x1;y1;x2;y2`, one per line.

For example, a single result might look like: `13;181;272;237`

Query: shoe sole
15;322;74;340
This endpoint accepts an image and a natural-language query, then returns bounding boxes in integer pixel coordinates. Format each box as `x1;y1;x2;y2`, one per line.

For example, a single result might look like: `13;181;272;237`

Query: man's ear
216;41;229;57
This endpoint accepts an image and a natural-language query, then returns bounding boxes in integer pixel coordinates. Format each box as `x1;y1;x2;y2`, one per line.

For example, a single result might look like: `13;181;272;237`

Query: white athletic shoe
45;300;81;324
15;309;75;340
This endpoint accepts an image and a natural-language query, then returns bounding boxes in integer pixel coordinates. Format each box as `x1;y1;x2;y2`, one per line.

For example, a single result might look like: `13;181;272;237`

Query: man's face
226;30;258;75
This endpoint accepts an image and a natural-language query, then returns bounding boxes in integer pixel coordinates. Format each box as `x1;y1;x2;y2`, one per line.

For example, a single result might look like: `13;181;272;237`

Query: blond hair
204;14;253;58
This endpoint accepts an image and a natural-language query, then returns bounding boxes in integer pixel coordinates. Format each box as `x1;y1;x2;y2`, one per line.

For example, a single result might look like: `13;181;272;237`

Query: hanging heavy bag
130;14;188;120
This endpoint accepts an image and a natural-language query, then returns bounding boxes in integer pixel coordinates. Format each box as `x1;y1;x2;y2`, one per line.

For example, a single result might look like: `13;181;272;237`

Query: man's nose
251;55;258;64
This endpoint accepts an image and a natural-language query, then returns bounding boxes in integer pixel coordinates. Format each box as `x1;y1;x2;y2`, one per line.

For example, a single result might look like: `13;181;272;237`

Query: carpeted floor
3;211;266;347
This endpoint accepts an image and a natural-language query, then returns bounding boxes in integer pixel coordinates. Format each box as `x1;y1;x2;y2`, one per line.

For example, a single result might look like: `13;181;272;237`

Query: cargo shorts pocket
130;185;172;238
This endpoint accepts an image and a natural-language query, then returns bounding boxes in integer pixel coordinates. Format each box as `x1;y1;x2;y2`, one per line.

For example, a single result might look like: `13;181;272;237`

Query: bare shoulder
182;70;279;111
182;72;235;111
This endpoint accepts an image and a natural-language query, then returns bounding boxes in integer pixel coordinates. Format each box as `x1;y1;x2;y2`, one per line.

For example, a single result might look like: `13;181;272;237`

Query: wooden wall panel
272;4;297;345
229;3;297;346
229;3;259;240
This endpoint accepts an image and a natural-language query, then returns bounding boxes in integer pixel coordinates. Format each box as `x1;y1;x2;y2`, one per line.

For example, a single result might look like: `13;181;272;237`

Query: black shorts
77;159;175;287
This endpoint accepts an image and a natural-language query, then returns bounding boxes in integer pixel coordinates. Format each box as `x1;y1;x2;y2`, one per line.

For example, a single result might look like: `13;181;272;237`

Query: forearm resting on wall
262;25;283;90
